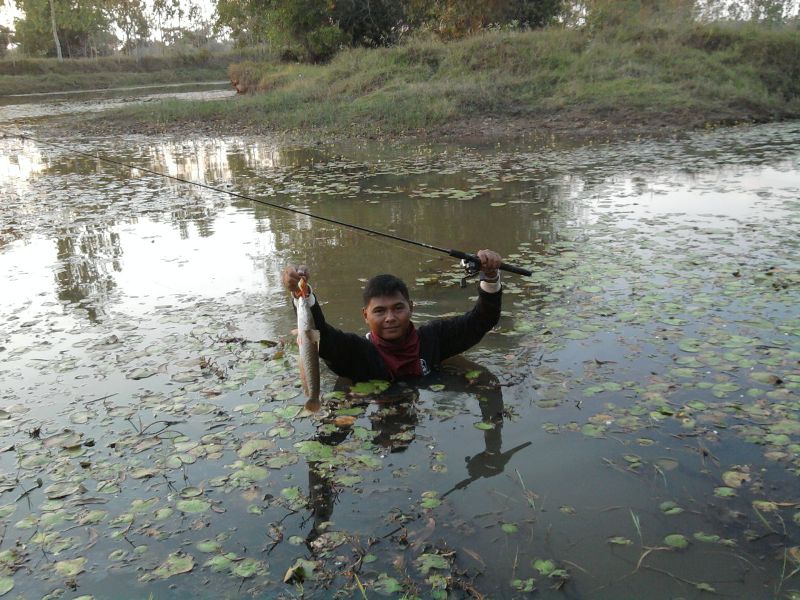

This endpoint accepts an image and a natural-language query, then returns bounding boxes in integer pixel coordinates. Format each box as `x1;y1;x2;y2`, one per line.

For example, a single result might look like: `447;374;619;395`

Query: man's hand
282;265;310;295
477;249;502;279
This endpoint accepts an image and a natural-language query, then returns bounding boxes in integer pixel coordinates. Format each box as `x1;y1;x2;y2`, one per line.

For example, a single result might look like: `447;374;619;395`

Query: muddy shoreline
55;103;783;147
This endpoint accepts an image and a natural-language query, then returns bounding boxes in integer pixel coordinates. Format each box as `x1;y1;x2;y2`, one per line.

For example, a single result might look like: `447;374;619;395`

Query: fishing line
2;131;531;276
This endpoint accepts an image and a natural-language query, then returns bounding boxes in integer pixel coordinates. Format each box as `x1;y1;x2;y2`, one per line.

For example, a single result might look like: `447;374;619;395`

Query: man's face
362;292;413;341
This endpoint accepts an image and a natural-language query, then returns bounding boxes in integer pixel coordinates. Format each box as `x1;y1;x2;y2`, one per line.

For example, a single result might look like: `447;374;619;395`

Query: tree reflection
54;223;122;322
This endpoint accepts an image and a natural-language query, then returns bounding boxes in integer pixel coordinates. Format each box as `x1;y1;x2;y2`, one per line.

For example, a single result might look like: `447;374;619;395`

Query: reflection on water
0;120;798;598
0;86;234;123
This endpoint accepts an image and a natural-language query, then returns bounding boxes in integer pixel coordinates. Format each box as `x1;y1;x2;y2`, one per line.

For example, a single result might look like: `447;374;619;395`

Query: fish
295;278;321;411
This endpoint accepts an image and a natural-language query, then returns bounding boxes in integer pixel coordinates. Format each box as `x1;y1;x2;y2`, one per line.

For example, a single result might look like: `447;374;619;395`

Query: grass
0;68;229;95
0;48;275;95
86;20;800;137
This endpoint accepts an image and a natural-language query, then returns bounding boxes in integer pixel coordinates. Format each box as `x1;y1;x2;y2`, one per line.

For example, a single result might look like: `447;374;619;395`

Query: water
0;94;798;599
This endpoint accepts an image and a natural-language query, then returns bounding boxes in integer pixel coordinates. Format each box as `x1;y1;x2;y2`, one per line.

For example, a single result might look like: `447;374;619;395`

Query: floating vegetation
0;122;798;597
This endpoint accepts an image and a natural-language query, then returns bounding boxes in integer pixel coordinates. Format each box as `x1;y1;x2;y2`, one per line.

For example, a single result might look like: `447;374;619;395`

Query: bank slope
86;23;800;138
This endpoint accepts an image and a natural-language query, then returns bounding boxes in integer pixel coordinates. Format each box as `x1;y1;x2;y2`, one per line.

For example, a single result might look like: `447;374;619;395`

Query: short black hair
362;274;411;307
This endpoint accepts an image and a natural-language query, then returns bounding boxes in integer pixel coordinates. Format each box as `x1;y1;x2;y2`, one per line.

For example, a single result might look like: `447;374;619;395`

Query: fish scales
296;288;321;409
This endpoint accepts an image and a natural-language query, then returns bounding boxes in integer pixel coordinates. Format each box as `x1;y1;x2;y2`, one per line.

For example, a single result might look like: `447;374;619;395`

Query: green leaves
664;534;689;549
150;552;195;579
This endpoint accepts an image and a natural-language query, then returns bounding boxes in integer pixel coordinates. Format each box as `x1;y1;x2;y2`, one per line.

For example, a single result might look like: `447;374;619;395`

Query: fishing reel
459;258;482;288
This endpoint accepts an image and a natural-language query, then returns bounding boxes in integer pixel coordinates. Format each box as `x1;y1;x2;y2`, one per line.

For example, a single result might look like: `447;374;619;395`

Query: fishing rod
3;132;532;277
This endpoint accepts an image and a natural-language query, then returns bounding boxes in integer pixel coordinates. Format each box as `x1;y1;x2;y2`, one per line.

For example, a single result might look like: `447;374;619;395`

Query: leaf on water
267;453;298;469
752;500;778;512
0;577;12;596
128;368;157;380
678;339;702;353
421;491;441;509
204;554;235;572
130;468;158;479
230;464;269;484
533;558;555;576
78;509;107;525
350;380;390;396
373;573;403;594
695;583;716;593
151;552;195;579
42;430;82;449
474;421;495;430
416;553;449;574
608;536;633;546
714;487;736;498
55;557;87;578
231;557;263;578
429;384;445;392
268;425;294;438
177;499;210;513
179;487;203;499
283;558;317;583
154;508;174;521
45;482;84;500
581;423;604;438
237;439;272;458
501;522;518;534
694;532;720;543
722;470;750;488
659;501;683;516
511;578;536;592
656;458;679;471
664;534;689;549
196;540;222;553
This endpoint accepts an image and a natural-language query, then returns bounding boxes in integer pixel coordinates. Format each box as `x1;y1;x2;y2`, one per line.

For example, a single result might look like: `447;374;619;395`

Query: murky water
0;83;233;123
0;98;798;599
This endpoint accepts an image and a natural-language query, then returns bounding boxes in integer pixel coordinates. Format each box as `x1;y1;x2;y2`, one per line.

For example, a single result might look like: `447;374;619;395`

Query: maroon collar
368;323;422;379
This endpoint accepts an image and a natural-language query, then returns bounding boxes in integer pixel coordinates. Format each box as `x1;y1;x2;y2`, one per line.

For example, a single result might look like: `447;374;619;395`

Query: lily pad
501;522;519;534
533;558;556;576
664;534;689;549
416;553;449;574
55;557;87;577
608;536;634;545
177;499;210;513
151;552;195;579
0;578;12;596
232;557;263;578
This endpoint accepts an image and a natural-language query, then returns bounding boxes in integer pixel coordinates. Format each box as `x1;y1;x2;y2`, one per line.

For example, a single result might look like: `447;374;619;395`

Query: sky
0;1;22;29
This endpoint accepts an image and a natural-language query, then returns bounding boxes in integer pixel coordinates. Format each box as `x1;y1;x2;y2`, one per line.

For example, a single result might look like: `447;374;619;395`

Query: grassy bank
0;49;273;95
88;21;800;138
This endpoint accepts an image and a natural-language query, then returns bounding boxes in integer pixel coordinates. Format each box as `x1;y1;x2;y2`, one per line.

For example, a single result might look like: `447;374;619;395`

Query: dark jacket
310;286;502;382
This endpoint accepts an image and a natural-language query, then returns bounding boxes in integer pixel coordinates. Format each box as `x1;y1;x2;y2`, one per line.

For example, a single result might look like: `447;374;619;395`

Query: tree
406;0;565;37
0;24;12;57
14;0;152;57
15;0;113;57
48;0;62;59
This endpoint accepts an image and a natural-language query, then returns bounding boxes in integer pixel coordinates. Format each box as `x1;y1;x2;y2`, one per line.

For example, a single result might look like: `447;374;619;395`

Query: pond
0;102;798;599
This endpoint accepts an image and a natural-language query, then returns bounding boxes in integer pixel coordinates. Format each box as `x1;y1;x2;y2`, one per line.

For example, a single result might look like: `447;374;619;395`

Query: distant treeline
216;0;800;62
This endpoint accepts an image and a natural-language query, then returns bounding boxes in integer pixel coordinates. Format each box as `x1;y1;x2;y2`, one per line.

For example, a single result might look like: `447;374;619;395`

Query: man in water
282;249;502;382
